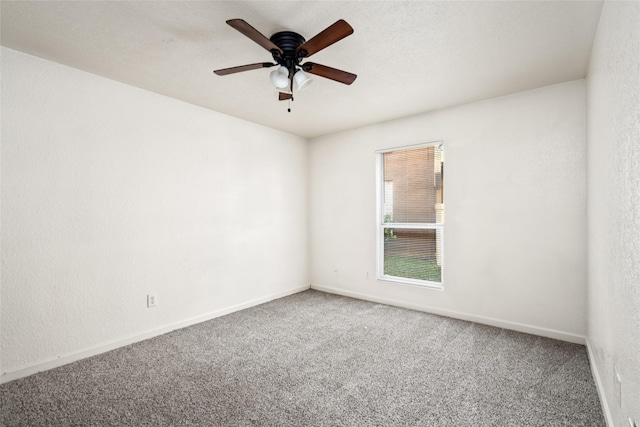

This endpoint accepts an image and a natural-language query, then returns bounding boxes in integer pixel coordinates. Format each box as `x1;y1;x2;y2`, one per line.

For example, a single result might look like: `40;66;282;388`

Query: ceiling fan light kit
293;70;313;91
270;66;290;89
214;18;357;111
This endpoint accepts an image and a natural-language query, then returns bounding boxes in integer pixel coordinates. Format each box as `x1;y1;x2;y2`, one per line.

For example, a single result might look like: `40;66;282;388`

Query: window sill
377;275;444;290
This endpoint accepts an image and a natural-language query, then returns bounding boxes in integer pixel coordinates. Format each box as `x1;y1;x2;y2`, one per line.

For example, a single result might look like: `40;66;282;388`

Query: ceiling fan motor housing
270;31;306;72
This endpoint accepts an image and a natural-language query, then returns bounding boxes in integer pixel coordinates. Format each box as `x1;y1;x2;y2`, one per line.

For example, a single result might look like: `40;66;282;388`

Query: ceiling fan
214;19;357;104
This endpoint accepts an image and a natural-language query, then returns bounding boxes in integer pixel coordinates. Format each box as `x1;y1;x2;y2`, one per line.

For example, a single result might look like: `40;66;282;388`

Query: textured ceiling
1;1;603;138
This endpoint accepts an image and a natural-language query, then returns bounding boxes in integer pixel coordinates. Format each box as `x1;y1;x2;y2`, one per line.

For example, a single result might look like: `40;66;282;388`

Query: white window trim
375;141;444;290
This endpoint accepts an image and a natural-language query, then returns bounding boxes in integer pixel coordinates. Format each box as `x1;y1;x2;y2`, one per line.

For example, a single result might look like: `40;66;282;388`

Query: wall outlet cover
147;294;157;307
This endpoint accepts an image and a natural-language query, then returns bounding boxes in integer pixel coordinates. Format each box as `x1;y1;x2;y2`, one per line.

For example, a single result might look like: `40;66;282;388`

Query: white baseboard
311;284;586;345
1;284;310;384
586;339;614;426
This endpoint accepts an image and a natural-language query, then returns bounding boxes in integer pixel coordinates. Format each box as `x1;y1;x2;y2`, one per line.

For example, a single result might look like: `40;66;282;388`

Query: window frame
375;141;444;289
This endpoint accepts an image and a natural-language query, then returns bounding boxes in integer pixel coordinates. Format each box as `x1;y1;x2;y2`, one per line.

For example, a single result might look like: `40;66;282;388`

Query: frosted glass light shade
270;66;289;89
294;70;313;91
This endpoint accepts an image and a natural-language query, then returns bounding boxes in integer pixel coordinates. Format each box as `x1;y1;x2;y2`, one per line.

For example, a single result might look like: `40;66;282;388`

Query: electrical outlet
147;294;157;308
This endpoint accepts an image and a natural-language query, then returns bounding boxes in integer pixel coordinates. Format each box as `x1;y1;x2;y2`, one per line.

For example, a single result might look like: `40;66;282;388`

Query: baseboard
585;339;614;426
1;284;311;384
311;284;586;345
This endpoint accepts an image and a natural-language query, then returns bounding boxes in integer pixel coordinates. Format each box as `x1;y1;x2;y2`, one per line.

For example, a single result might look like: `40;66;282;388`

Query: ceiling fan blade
301;62;357;85
226;19;283;54
214;62;275;76
279;92;292;101
296;19;353;58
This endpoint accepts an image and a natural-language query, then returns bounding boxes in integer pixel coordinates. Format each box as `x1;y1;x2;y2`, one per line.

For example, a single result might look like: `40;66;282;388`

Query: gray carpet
1;290;604;426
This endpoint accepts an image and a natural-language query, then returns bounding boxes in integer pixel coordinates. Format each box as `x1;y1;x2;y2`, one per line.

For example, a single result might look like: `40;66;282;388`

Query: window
376;142;444;288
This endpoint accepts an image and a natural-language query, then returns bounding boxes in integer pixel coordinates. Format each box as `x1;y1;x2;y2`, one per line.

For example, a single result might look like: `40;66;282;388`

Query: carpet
0;290;604;426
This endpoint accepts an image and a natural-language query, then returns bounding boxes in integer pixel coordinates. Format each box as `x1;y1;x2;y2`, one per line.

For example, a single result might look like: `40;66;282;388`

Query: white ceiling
1;1;603;138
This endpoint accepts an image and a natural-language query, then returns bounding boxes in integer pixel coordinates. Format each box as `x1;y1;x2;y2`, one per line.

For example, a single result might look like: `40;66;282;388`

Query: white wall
0;47;309;381
586;1;640;425
309;80;587;342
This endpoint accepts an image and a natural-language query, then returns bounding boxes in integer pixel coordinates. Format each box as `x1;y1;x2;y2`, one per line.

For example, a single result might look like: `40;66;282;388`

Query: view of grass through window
384;255;441;282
